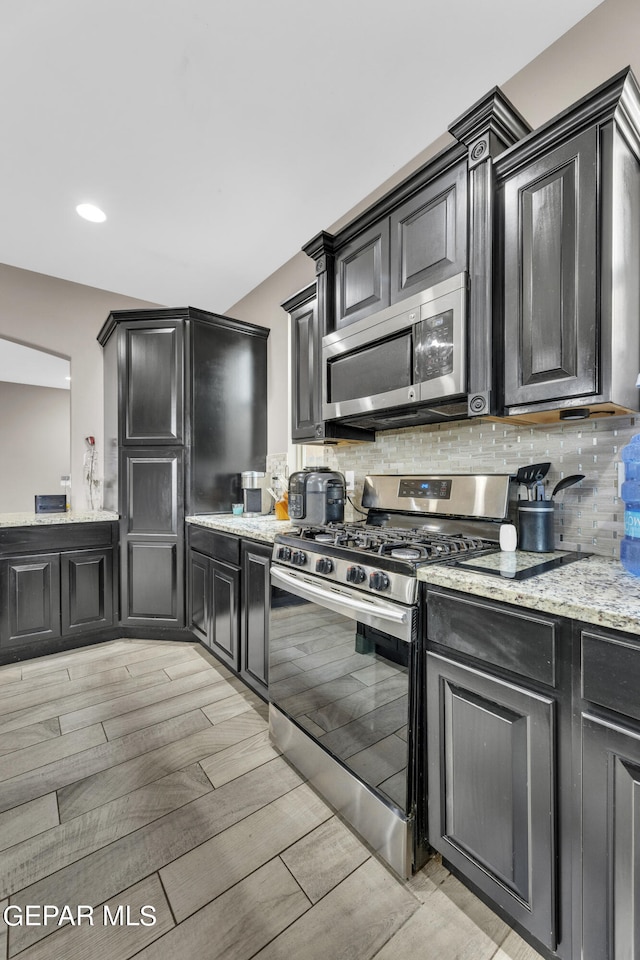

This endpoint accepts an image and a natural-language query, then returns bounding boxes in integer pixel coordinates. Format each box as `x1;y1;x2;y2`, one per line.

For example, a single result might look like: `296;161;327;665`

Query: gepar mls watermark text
2;904;157;927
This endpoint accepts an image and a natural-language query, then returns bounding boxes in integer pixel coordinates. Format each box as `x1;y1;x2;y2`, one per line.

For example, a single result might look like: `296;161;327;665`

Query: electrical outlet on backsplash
300;415;639;559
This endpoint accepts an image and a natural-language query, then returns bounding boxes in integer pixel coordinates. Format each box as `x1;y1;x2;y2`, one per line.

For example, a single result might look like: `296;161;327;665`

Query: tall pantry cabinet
98;307;269;634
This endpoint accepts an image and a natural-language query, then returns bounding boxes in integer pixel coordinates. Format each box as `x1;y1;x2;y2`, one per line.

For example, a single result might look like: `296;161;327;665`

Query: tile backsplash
302;415;640;559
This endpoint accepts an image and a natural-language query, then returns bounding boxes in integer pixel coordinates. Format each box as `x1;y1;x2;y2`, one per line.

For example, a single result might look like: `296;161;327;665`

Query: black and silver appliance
288;467;346;524
269;472;513;878
322;273;467;430
241;471;272;516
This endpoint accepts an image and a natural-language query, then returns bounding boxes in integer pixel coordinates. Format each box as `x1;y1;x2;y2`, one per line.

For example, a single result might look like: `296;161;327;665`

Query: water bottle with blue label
620;433;640;575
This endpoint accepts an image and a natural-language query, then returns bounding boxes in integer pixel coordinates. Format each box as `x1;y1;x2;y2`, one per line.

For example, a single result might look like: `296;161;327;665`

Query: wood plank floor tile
199;730;279;787
0;666;22;682
58;712;266;821
65;642;197;678
133;857;310;960
370;878;510;960
0;708;210;815
8;874;174;960
0;718;60;757
0;667;132;718
0;668;70;697
280;816;370;903
492;930;545;959
0;670;169;737
0;763;212;901
18;640;156;677
0;793;59;852
251;858;419;960
201;688;268;725
0;898;7;958
160;781;332;922
100;673;244;740
10;757;304;953
59;667;228;734
125;646;203;677
163;656;213;680
0;723;105;782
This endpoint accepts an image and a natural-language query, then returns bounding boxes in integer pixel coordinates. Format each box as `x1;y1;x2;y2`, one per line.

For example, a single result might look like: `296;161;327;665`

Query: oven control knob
346;565;366;584
315;557;333;574
291;550;307;566
276;546;292;562
369;571;390;592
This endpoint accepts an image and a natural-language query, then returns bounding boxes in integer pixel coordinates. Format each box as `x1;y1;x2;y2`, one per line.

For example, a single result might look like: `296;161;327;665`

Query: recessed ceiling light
76;203;106;223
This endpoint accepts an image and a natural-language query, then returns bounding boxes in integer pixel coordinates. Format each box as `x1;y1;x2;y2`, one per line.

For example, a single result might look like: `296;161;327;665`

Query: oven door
269;564;416;817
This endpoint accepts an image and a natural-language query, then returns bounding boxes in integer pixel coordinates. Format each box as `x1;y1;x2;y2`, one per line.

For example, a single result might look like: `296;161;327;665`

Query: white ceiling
0;0;602;313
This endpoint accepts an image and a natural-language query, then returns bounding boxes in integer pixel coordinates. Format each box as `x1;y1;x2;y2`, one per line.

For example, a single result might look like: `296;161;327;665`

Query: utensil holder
517;500;555;552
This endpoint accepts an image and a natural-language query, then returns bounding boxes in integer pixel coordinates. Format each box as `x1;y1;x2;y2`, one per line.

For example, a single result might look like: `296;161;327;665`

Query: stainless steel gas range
268;473;514;878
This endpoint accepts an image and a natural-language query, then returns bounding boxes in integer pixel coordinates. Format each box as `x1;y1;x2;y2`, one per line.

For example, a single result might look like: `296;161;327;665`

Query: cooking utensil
515;462;551;501
550;474;585;498
515;462;552;485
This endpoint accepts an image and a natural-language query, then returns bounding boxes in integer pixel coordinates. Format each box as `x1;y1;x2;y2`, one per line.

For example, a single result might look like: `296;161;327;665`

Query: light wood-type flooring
0;638;544;960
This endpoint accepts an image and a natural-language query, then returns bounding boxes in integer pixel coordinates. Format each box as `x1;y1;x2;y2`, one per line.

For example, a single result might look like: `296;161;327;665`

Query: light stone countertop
419;553;640;635
186;513;296;544
0;510;119;528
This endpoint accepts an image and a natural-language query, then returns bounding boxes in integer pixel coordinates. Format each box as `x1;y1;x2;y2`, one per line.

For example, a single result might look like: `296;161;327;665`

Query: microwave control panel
415;309;454;381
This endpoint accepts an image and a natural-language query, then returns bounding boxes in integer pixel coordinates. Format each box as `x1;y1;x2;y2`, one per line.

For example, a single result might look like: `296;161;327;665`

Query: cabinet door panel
122;449;183;536
291;298;318;440
427;652;556;949
390;162;467;303
125;541;180;622
0;554;61;647
335;221;390;329
61;549;113;635
188;550;209;643
241;542;270;697
122;324;183;443
582;713;640;960
210;559;239;670
503;129;597;407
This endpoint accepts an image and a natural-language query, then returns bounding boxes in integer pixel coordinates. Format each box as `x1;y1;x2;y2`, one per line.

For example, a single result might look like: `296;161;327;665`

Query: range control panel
398;478;452;500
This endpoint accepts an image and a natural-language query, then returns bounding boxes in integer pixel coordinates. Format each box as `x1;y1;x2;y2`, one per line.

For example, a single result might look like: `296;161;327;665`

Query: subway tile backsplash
302;415;640;559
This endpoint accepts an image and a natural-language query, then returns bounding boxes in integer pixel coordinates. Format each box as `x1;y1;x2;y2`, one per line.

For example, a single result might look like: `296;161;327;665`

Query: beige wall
0;381;70;512
2;0;639;494
227;0;640;463
0;264;159;511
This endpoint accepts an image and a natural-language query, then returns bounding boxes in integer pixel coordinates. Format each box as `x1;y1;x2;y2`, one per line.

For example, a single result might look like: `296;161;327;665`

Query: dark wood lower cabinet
240;540;270;699
580;625;640;960
0;524;118;658
0;553;61;648
581;712;640;960
186;527;269;698
427;651;557;951
187;548;239;671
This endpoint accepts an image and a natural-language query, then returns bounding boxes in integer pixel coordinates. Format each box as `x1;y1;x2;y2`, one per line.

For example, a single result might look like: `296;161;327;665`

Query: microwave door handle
270;565;409;627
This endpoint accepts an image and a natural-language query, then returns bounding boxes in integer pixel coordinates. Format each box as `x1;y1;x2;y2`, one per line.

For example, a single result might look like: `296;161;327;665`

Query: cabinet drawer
188;526;240;566
581;630;640;721
427;589;558;686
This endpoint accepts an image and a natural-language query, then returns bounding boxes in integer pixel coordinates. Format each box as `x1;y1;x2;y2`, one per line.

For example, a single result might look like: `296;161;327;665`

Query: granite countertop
419;553;640;635
186;513;296;544
0;510;119;529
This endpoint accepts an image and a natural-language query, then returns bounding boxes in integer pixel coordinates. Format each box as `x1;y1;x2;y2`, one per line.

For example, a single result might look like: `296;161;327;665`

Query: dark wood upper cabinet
121;322;184;444
502;130;598;408
335;220;390;329
390;161;467;304
496;68;640;419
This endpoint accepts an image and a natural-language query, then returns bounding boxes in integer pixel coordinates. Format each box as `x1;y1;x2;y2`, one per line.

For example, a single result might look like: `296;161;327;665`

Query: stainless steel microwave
322;272;467;426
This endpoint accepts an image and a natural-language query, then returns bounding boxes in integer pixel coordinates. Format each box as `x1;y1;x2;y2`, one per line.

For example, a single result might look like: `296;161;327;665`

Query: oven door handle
270;565;413;639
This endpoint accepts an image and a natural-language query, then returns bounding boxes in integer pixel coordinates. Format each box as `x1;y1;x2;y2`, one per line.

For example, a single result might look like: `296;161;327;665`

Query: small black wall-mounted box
34;494;68;514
